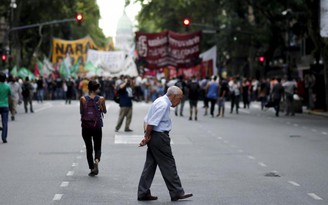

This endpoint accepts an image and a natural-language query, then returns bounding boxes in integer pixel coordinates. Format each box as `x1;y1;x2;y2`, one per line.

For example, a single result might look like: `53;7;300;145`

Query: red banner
136;31;201;69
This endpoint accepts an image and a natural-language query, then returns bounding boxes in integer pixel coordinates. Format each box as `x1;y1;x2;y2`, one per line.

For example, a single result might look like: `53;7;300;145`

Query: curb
304;110;328;118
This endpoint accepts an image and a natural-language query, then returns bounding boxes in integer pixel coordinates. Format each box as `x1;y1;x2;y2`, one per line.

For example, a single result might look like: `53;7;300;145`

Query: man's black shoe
3;140;7;143
137;195;158;201
171;193;193;201
125;129;133;132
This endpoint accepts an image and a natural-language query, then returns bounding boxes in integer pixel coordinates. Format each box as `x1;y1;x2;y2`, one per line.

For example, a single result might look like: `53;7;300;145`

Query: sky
97;0;141;38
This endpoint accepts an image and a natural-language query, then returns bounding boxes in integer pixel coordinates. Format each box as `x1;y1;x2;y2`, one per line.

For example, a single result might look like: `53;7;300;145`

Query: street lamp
282;8;292;77
8;0;17;69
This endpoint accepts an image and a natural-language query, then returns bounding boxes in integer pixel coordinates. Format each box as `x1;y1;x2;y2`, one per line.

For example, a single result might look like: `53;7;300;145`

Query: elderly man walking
138;86;193;201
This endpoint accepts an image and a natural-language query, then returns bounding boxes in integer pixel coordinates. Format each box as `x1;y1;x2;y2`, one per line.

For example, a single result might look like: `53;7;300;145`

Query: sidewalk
303;108;328;118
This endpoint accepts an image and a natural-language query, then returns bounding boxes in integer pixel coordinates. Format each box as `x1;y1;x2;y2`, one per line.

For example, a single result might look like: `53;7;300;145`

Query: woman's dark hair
88;80;100;92
0;72;6;82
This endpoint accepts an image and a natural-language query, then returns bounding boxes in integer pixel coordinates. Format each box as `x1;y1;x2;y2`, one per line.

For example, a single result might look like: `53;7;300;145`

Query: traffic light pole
10;18;76;32
1;18;78;71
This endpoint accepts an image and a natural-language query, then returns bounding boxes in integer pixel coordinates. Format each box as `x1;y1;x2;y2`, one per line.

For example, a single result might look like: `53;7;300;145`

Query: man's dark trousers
138;131;184;199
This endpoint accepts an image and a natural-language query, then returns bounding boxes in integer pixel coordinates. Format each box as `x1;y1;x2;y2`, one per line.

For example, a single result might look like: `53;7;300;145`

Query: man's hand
139;136;151;147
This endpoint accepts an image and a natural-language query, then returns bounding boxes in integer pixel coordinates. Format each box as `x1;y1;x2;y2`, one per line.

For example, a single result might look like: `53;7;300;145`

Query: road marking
248;155;255;160
258;162;267;167
35;102;53;113
66;171;74;176
80;149;85;153
114;134;144;144
302;126;307;129
238;149;244;153
312;129;317;132
322;132;327;135
53;194;63;201
217;137;223;140
72;163;78;167
60;181;69;187
230;145;237;148
288;181;300;187
223;140;229;144
293;124;298;127
286;122;291;125
307;193;323;200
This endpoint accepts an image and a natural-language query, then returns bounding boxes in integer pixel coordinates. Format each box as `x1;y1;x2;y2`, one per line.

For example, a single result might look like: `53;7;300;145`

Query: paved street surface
1;100;328;205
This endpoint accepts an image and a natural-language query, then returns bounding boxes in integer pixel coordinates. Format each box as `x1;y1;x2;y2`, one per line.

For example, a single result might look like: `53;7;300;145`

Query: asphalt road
0;99;327;205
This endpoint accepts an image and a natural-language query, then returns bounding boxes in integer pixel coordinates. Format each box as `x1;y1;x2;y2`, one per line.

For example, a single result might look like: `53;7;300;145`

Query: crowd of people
0;72;304;141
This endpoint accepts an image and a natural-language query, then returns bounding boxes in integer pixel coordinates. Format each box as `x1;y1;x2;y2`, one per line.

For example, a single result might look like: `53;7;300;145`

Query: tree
1;0;107;71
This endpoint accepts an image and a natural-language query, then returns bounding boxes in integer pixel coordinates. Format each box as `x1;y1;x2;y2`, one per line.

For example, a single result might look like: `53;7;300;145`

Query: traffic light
259;56;265;63
183;18;190;27
1;54;6;62
75;13;83;24
1;54;6;67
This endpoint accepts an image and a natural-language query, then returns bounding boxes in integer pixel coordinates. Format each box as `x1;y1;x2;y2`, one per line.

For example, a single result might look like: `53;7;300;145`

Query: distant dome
116;11;133;34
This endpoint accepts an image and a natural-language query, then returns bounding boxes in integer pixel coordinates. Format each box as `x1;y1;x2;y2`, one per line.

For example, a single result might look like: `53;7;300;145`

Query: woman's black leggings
82;128;102;170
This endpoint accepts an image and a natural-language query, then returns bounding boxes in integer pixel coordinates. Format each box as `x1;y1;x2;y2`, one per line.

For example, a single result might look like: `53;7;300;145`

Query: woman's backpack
81;96;103;128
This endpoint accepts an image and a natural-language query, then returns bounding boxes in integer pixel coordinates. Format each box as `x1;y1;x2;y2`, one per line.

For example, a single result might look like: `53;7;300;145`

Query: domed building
115;11;134;54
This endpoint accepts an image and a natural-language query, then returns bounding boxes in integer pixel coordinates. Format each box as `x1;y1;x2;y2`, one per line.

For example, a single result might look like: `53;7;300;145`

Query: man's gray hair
166;86;182;96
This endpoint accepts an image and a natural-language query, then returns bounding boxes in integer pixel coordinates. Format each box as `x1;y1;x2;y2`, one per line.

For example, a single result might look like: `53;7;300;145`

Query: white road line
72;163;78;167
238;149;244;153
217;137;223;140
288;181;300;187
223;140;229;144
80;149;85;153
60;181;69;187
53;194;63;201
307;193;323;200
322;131;327;135
66;171;74;176
258;162;267;167
312;129;317;132
34;103;53;113
302;126;307;129
293;124;299;127
248;155;255;160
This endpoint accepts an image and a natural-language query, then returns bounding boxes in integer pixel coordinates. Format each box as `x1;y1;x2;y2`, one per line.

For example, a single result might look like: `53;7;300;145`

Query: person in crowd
174;75;187;117
258;78;269;110
229;77;241;114
115;76;134;132
138;86;193;202
283;76;297;116
79;78;89;97
205;75;219;117
217;76;229;117
242;79;251;109
271;78;284;117
65;77;75;104
187;76;200;120
200;76;210;112
8;76;22;121
36;76;45;103
251;78;259;101
0;72;11;143
22;77;34;113
80;80;107;176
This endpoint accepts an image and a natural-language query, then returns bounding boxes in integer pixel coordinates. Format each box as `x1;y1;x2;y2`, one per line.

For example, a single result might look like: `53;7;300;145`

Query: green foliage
1;0;106;69
133;0;311;77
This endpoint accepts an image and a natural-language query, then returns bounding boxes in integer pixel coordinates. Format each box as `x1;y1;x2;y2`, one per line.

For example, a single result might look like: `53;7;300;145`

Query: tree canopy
0;0;107;69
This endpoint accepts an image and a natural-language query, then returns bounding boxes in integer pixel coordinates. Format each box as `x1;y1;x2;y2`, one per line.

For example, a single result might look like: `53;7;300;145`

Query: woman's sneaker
93;160;99;175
